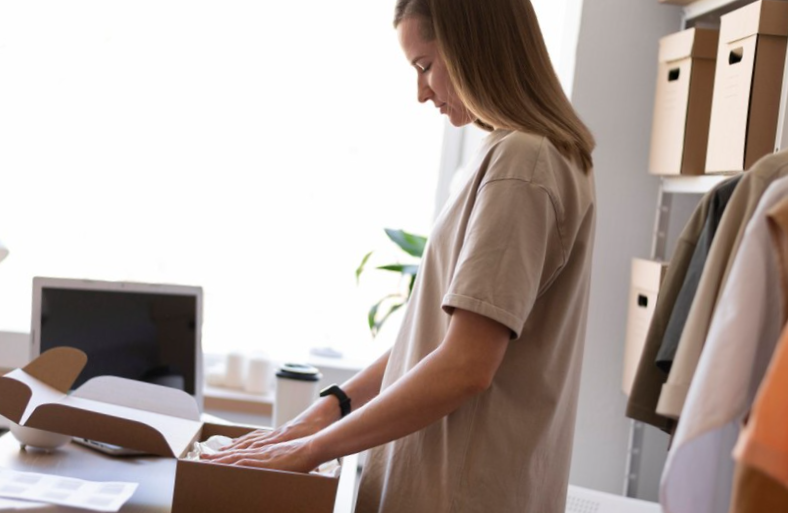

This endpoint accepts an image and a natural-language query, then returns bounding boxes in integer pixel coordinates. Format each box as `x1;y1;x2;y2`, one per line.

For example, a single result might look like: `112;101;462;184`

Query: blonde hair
394;0;595;172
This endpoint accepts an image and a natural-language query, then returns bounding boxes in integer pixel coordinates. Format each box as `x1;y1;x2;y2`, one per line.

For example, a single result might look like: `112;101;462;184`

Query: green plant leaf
408;273;417;297
371;302;405;338
376;264;419;276
361;228;426;340
384;228;427;258
368;294;402;332
356;251;373;284
368;303;378;331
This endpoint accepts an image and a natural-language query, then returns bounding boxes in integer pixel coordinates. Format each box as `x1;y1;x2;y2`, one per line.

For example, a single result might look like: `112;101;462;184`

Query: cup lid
276;363;321;382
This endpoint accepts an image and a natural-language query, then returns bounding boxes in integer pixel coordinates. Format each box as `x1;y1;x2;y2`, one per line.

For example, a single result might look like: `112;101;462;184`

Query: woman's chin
447;115;475;128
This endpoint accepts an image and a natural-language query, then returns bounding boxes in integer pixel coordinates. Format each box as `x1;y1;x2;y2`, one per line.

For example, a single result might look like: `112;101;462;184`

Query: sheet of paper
0;468;137;512
0;497;51;510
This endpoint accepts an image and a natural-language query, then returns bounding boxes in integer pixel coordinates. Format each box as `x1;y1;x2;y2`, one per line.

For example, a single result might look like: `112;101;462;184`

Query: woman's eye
417;63;431;74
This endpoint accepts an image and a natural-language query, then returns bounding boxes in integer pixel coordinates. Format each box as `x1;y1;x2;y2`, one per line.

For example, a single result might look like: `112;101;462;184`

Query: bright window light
0;1;443;362
0;0;578;364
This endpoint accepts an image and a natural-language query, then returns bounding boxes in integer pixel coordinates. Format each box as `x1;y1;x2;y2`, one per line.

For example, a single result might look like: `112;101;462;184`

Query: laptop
30;277;204;455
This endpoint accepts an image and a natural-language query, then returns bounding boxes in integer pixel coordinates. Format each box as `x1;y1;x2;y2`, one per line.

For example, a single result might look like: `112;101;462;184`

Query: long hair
394;0;595;172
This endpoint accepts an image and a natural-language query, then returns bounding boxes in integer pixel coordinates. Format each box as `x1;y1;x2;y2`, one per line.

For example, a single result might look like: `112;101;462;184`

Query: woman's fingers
235;458;276;469
203;449;252;464
201;438;316;474
220;430;277;451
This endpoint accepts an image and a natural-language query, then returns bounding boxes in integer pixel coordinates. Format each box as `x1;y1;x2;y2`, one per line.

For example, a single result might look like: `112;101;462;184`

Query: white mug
224;352;246;389
244;354;272;395
273;363;322;428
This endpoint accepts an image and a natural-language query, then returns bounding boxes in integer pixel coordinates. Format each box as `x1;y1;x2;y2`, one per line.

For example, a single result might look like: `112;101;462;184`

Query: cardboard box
0;347;340;513
705;0;788;173
172;423;341;513
649;28;719;176
622;259;669;395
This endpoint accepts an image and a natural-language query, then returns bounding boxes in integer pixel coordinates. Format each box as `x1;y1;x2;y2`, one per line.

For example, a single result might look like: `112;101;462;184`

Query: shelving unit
661;174;732;194
682;0;757;21
682;0;788;155
625;0;788;498
651;0;788;251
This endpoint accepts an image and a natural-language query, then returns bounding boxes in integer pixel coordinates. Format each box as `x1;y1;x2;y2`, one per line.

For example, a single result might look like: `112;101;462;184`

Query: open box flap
26;401;202;457
73;376;201;421
0;376;33;424
0;347;204;457
0;347;87;423
0;365;79;426
23;346;86;393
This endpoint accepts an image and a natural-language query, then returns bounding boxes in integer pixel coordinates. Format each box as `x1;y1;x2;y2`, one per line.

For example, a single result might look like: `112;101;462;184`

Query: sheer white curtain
0;1;443;362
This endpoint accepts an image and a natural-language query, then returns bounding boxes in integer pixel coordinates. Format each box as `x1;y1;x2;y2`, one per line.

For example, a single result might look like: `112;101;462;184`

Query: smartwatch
319;384;352;418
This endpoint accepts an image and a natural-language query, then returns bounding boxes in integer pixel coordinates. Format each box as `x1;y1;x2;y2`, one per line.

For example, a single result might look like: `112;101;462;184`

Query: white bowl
9;423;71;451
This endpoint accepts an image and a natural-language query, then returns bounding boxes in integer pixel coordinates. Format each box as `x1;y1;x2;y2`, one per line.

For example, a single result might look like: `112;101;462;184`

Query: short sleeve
442;179;565;339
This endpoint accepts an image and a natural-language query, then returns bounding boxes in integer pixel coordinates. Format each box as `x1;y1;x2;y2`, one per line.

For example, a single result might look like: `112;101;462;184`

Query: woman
205;0;596;511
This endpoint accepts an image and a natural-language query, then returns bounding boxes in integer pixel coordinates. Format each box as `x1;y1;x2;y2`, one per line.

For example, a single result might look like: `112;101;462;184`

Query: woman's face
397;17;476;127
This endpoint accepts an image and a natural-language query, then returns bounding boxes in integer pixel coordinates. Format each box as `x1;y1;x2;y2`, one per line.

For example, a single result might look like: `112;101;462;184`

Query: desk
0;434;358;513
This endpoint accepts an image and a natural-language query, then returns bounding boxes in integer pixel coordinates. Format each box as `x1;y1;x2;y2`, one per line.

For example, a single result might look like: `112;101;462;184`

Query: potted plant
356;228;427;337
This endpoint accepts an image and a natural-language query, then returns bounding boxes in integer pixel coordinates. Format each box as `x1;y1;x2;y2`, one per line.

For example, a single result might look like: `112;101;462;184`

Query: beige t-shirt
355;130;596;513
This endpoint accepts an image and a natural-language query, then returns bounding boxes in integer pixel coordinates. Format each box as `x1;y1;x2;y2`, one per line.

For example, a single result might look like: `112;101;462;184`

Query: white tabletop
0;433;358;513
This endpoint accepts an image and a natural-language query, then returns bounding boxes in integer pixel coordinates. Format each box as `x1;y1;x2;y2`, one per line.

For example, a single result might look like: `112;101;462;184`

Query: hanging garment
728;464;788;513
656;175;742;372
729;323;788;513
625;180;727;432
767;194;788;320
727;195;788;513
660;174;788;513
657;150;788;419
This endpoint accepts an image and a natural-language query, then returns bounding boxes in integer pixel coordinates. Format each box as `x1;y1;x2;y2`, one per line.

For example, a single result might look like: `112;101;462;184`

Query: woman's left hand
201;436;320;473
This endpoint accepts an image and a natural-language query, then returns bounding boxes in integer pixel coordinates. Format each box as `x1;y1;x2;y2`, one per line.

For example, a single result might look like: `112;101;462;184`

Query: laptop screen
32;278;203;409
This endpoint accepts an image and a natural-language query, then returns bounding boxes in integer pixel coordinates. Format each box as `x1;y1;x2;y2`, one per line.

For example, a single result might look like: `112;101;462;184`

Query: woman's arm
220;348;392;451
205;308;510;470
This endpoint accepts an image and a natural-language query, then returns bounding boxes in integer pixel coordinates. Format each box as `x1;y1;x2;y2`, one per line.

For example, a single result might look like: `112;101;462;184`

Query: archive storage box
622;259;668;395
0;347;341;513
705;0;788;173
649;28;719;176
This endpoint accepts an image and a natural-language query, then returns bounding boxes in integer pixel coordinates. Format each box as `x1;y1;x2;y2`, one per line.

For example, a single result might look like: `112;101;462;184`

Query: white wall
568;0;683;498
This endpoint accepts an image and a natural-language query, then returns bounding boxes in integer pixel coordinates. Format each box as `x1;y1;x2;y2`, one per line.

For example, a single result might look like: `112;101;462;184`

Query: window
0;1;444;362
533;0;583;97
0;0;582;364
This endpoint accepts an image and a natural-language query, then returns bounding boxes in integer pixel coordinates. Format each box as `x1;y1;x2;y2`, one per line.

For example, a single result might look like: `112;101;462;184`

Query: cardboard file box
622;259;668;395
0;347;340;513
649;28;719;176
705;0;788;173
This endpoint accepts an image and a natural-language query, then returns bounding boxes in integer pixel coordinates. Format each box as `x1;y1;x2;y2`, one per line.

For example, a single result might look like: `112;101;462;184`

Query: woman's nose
417;80;432;104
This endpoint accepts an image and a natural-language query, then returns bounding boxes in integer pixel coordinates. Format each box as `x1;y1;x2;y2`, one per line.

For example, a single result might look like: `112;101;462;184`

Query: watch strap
319;384;352;418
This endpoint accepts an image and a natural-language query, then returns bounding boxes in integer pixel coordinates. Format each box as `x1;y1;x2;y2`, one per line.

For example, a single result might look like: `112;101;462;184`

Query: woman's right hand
219;399;338;452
